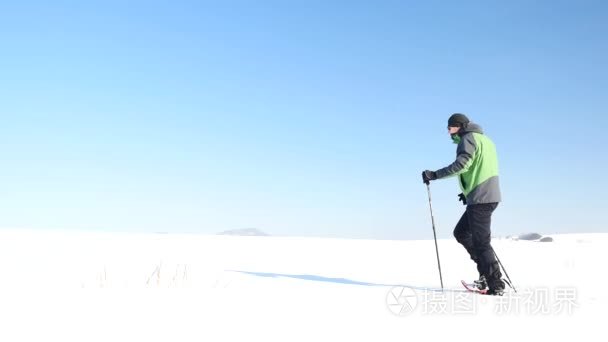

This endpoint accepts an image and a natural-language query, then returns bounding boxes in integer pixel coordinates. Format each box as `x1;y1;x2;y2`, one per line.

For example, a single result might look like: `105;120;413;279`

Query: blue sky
0;1;606;239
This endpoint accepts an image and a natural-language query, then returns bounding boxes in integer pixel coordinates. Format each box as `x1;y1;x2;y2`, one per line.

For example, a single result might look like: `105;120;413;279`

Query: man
422;113;505;295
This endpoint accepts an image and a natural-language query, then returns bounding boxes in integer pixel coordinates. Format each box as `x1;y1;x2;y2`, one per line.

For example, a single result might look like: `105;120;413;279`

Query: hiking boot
486;278;506;296
486;287;505;296
474;275;488;290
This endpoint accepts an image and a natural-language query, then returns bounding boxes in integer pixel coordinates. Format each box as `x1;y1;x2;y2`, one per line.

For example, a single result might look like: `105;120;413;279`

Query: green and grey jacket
435;123;501;205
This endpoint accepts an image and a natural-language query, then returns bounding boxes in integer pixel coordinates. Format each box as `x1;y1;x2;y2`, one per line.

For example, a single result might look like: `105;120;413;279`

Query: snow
0;229;603;341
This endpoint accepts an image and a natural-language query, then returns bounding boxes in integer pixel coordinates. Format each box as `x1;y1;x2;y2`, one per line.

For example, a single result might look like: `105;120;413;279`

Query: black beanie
448;113;470;127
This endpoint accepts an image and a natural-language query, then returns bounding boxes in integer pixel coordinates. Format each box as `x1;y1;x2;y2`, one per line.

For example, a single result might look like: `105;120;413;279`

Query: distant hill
507;232;553;242
218;228;269;236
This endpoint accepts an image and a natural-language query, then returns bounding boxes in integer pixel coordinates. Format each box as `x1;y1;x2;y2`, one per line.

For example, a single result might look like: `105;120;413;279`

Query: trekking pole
425;183;444;291
492;247;517;293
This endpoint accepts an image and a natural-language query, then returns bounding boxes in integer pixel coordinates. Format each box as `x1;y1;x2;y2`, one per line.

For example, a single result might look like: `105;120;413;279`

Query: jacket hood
459;122;484;135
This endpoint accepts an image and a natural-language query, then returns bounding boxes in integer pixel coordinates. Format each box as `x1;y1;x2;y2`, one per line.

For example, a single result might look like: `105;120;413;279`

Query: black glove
422;170;437;185
458;193;467;205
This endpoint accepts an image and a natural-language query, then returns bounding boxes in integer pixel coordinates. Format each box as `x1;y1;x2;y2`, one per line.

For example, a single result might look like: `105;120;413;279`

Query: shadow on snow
229;270;465;293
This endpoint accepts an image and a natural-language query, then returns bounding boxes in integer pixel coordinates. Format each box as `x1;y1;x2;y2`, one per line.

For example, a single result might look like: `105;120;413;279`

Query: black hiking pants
453;202;504;289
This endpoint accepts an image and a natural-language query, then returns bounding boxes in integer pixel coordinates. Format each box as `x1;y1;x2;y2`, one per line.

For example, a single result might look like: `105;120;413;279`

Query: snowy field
0;229;603;341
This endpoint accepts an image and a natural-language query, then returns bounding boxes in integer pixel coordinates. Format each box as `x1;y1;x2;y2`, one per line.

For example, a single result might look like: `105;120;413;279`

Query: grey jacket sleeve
435;134;477;179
